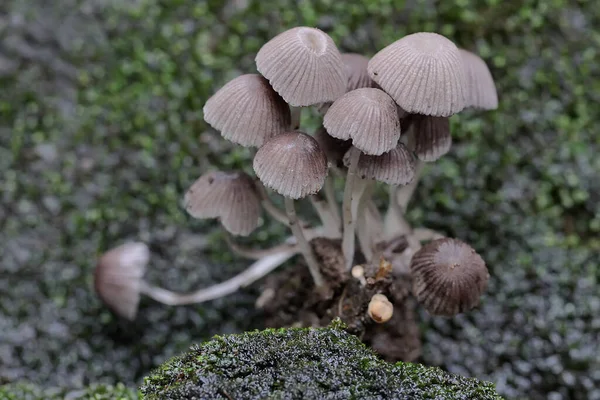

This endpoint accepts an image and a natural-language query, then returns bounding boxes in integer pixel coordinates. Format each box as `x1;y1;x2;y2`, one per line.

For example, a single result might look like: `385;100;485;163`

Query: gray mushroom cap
203;74;291;147
410;238;489;317
253;131;328;199
408;115;452;162
184;171;261;236
94;242;149;321
459;49;499;110
255;27;346;106
323;88;401;156
368;32;467;117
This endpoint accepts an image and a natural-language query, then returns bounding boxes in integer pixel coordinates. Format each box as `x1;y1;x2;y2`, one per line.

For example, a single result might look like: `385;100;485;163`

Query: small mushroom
253;131;329;287
94;242;149;320
184;170;261;236
203;74;291;147
407;115;452;162
368;293;394;323
323;87;401;269
368;32;467;117
459;49;498;110
409;238;489;316
255;27;346;107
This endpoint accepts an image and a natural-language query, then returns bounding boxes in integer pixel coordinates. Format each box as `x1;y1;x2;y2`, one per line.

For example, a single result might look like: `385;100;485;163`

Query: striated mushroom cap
323;88;401;156
410;238;489;317
94;242;149;320
253;131;328;199
459;49;498;110
256;27;346;106
408;115;452;162
368;32;467;117
343;143;415;185
203;74;291;147
184;171;261;236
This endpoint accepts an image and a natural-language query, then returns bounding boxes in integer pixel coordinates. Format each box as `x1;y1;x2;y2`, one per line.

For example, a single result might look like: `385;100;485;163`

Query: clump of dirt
259;236;422;362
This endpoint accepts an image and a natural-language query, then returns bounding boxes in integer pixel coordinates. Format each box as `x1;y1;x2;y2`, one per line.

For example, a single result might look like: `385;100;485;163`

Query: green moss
140;320;502;399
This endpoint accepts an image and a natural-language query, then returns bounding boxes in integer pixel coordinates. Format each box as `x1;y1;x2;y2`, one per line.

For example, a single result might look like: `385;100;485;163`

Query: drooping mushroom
459;49;498;110
368;293;394;323
94;242;150;320
203;74;291;147
184;170;261;236
323;87;401;269
407;115;452;162
409;238;489;316
368;32;467;117
253;131;329;287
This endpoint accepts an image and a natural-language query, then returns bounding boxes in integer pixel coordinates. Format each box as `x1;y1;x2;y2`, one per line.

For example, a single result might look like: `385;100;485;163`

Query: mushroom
323;87;401;269
459;49;498;110
409;238;489;316
406;115;452;162
203;74;291;147
253;131;329;287
368;293;394;323
255;26;346;108
94;242;149;320
184;170;261;236
367;32;467;117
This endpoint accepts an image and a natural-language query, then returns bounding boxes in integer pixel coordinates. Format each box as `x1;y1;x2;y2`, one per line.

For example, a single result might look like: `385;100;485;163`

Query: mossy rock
141;320;502;399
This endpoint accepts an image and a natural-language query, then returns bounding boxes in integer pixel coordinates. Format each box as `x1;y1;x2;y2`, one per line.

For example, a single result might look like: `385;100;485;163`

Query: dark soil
260;237;422;362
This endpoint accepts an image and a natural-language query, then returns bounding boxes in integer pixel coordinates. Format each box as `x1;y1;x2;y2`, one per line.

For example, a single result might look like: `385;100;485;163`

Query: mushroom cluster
94;27;497;333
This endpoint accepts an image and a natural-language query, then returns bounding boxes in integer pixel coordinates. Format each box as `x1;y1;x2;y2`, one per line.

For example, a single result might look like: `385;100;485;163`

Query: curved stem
255;180;310;229
290;106;302;130
384;184;412;239
341;147;362;270
139;250;296;306
284;197;325;287
396;160;424;212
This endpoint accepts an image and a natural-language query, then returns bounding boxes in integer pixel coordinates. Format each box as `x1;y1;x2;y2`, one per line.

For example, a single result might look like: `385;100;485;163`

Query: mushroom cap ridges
203;74;291;148
184;171;261;236
323;88;401;156
253;131;328;199
409;115;452;162
94;242;149;320
368;32;467;117
255;27;346;106
343;143;415;185
410;238;489;316
459;49;498;110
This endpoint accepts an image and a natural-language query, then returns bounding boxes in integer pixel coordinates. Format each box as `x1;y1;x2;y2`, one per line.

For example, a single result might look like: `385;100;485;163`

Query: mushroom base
258;236;422;362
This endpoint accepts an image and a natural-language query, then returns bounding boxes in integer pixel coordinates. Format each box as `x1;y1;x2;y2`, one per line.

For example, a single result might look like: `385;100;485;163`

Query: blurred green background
0;0;598;399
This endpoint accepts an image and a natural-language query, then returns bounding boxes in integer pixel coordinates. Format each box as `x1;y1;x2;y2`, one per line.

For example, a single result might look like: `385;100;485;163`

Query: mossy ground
141;321;503;400
1;1;598;399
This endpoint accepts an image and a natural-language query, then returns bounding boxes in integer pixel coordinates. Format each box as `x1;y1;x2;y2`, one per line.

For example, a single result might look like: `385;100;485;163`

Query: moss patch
141;321;502;399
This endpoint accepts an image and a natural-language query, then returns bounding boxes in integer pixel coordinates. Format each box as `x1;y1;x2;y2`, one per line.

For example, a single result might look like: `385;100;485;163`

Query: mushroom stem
309;194;341;238
395;159;424;212
341;147;369;270
323;175;341;228
384;184;412;239
284;196;326;287
255;180;311;229
139;249;296;306
355;180;377;261
224;231;298;260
